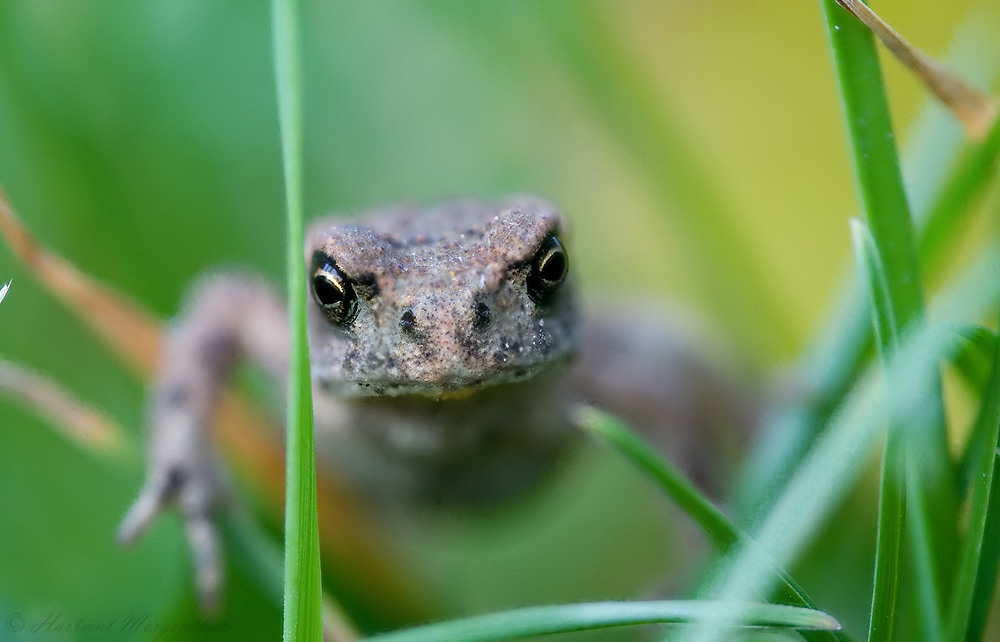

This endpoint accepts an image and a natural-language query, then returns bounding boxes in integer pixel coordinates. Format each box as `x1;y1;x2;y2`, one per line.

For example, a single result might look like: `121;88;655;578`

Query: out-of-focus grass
1;1;999;640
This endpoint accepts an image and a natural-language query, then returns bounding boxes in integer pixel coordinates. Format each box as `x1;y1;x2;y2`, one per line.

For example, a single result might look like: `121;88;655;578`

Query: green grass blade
685;245;1000;642
947;311;1000;641
950;327;997;396
224;509;358;642
577;406;845;642
906;469;946;641
850;217;907;641
821;1;925;326
961;463;1000;641
952;326;998;497
738;11;1000;521
363;601;840;642
849;219;897;352
577;406;739;552
821;2;957;637
271;0;323;639
868;448;905;642
918;115;1000;270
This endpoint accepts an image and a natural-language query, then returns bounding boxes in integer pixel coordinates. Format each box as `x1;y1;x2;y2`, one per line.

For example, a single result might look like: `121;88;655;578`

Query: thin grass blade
364;601;840;642
271;0;323;638
577;406;842;640
961;460;1000;642
577;406;844;642
823;2;956;637
577;406;739;552
953;326;998;497
850;218;907;641
850;219;897;351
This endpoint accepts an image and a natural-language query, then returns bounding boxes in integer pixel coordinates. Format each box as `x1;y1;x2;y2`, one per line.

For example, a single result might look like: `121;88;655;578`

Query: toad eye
311;255;359;325
526;234;568;303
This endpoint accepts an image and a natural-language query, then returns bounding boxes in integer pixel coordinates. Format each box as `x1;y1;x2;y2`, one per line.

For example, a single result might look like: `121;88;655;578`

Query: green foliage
2;1;1000;640
949;321;1000;641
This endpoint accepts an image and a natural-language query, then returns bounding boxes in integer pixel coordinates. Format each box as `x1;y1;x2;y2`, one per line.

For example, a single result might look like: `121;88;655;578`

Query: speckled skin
306;197;577;396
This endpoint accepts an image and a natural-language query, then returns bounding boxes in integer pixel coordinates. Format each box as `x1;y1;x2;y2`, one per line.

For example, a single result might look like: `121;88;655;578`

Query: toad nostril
473;301;491;330
400;309;417;332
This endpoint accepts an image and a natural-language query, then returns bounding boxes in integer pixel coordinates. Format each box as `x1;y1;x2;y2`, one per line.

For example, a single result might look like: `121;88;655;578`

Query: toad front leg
118;275;288;611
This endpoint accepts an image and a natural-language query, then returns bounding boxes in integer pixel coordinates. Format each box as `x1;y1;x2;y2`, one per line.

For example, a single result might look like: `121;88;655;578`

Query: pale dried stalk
0;360;129;455
0;187;162;376
836;0;997;138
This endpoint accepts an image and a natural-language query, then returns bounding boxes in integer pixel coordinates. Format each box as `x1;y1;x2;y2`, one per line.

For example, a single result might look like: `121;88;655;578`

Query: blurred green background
0;0;995;639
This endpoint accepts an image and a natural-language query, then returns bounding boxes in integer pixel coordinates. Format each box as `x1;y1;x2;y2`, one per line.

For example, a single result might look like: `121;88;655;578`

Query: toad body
119;196;750;607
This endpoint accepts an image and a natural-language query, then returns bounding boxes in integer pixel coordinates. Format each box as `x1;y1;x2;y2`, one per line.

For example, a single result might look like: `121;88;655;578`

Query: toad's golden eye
311;253;359;325
526;235;568;304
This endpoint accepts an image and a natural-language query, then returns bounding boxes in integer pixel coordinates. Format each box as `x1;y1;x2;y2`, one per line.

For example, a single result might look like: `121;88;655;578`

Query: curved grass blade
364;601;840;642
577;406;839;639
577;406;740;553
577;406;845;642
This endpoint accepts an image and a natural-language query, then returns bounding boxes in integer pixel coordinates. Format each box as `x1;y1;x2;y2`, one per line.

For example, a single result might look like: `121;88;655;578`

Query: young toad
118;195;751;607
